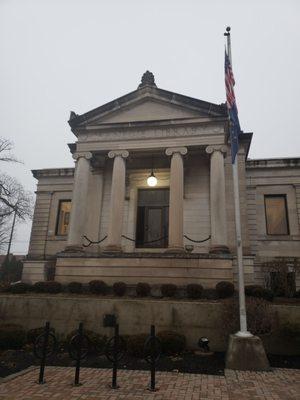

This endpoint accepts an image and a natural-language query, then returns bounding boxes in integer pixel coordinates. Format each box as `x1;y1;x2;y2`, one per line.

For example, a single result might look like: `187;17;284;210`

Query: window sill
258;234;300;242
47;235;68;241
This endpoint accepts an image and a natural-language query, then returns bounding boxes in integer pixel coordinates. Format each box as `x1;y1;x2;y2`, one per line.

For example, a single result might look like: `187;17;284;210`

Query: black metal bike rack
144;325;162;392
33;321;57;384
105;324;126;389
68;322;91;386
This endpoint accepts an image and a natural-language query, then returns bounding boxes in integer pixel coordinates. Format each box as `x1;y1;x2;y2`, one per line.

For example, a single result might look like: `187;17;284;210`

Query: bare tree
0;173;33;219
0;138;33;252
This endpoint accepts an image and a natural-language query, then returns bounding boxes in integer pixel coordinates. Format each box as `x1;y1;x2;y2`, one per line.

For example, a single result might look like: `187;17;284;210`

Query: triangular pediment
92;97;204;124
69;85;227;131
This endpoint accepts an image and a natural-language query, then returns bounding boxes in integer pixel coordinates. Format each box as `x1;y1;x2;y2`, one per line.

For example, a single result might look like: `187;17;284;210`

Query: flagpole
224;27;251;337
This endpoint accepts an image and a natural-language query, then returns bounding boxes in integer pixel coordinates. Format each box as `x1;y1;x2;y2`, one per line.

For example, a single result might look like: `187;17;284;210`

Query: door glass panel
147;208;162;247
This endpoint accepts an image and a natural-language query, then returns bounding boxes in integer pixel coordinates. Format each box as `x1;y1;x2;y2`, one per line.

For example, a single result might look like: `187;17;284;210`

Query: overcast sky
1;0;299;254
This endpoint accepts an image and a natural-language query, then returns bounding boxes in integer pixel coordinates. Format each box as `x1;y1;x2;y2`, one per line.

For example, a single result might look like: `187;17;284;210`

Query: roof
68;71;228;131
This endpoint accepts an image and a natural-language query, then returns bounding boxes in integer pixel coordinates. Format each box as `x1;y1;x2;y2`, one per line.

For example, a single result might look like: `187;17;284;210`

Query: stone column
66;152;92;251
206;145;229;253
104;150;129;252
165;147;187;252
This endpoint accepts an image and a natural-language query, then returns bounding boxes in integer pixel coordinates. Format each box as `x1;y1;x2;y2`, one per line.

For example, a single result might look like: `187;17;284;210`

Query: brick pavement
0;367;299;399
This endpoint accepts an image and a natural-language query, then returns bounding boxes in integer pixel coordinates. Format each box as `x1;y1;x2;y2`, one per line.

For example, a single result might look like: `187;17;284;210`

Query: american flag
225;50;241;163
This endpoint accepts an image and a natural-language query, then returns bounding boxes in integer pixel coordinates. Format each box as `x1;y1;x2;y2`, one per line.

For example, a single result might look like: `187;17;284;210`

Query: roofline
68;85;227;129
246;157;300;169
32;168;75;179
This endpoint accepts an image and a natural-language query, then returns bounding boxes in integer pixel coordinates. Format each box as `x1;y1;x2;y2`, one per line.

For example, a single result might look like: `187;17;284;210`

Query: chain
184;234;211;243
82;235;107;247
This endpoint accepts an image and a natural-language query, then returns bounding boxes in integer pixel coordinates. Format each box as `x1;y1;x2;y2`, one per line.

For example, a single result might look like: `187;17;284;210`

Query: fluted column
104;150;129;252
206;145;229;253
165;147;187;252
66;152;92;250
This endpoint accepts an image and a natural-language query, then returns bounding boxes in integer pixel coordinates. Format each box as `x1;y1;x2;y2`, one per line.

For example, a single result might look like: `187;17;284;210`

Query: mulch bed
1;349;299;379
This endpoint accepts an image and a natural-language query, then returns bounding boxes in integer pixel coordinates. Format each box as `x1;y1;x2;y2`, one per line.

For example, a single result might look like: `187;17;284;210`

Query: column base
64;245;85;253
102;245;123;253
165;246;186;253
225;334;270;371
209;245;230;254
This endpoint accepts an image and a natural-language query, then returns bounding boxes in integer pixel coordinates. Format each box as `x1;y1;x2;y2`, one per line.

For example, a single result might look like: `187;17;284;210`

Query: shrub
161;283;177;298
33;281;47;293
245;285;274;302
45;264;56;281
216;281;235;299
68;282;83;294
66;329;107;354
136;282;151;297
186;283;203;299
0;282;11;293
27;326;55;344
10;282;31;294
124;333;148;358
0;256;23;282
88;280;107;295
0;324;27;349
222;297;278;336
202;288;217;300
113;282;127;297
262;258;300;297
32;281;62;294
157;331;186;355
278;323;300;340
43;281;62;294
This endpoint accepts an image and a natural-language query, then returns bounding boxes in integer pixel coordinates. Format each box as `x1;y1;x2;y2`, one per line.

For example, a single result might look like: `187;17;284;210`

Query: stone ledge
55;251;234;260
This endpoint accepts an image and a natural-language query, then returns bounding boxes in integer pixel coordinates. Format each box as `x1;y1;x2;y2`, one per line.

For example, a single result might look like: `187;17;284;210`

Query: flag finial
224;26;231;36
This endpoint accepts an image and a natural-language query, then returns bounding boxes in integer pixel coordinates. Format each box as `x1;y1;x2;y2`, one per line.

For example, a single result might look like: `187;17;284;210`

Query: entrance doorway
136;188;169;248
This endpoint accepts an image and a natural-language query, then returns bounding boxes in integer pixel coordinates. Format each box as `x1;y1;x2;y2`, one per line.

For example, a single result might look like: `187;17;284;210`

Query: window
56;200;71;235
264;195;289;235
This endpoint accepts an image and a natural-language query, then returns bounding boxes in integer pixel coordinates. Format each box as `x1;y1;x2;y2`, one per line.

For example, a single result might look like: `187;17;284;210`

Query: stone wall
54;255;233;287
0;295;299;355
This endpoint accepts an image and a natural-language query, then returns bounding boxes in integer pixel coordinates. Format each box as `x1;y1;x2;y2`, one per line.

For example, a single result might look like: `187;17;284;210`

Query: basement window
264;195;289;235
56;200;71;236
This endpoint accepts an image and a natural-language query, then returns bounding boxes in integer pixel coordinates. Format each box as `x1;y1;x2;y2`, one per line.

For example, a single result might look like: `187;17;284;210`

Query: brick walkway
0;367;299;399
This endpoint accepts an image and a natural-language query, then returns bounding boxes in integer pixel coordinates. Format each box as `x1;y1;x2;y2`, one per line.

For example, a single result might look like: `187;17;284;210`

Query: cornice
32;168;75;179
246;158;300;169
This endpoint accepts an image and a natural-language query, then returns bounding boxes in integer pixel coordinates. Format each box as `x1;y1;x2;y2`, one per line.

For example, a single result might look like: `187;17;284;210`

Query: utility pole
6;208;17;259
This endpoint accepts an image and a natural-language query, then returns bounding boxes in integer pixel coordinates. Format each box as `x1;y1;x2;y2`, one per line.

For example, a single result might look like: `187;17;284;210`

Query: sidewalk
0;366;299;399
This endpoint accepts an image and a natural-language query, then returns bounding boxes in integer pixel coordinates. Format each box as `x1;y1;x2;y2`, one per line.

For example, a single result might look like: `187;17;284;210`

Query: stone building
22;72;300;289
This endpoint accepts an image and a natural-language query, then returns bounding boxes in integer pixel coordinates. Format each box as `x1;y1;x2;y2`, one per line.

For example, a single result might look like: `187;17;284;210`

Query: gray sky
1;0;299;254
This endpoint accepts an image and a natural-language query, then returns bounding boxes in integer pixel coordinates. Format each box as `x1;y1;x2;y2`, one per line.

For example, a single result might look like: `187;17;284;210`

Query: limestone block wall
225;147;250;254
55;256;234;287
183;156;210;252
27;169;74;259
246;159;300;289
28;192;52;258
0;295;299;354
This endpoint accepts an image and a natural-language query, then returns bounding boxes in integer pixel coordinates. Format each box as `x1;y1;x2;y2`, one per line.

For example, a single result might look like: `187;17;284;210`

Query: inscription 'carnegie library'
78;124;223;143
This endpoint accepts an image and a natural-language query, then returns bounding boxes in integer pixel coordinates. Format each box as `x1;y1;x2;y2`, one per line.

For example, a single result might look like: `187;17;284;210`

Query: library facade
22;72;300;289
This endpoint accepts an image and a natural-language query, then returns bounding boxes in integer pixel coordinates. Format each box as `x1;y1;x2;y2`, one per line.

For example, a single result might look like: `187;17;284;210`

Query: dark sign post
33;321;57;384
105;324;126;389
68;322;90;386
144;325;161;392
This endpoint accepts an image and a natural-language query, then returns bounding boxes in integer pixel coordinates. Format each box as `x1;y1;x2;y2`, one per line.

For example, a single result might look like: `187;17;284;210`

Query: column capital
108;150;129;159
72;151;93;161
165;147;188;157
205;145;227;155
